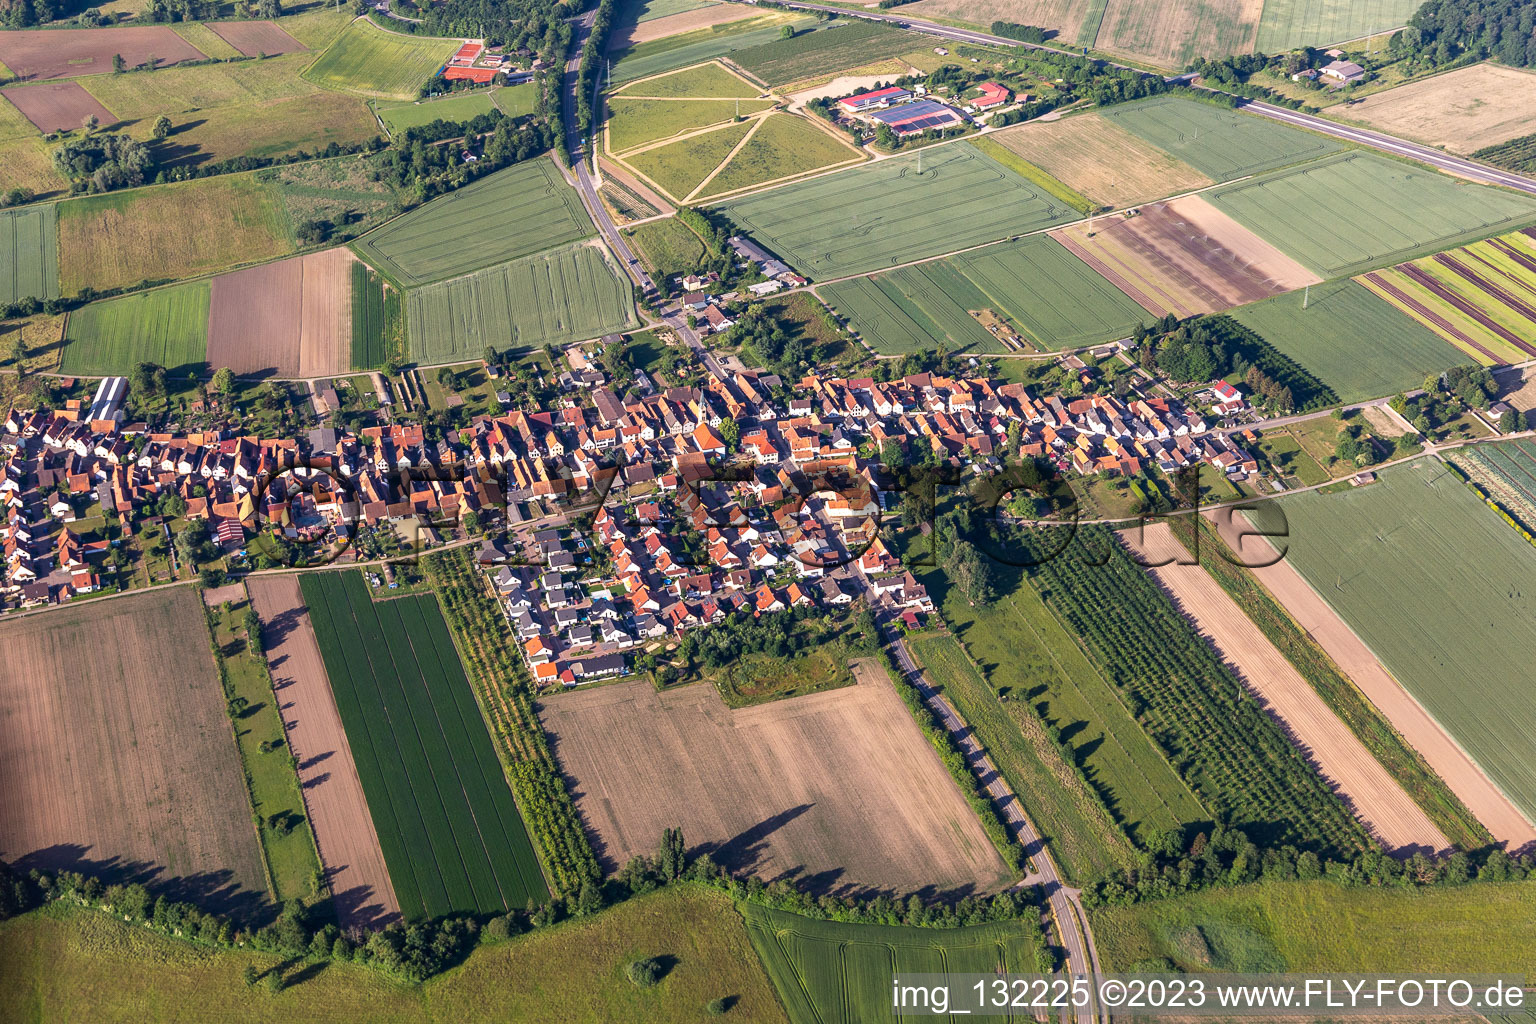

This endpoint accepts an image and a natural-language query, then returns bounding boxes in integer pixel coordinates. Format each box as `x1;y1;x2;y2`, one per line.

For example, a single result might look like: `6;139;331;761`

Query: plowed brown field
247;576;400;929
206;248;353;377
0;587;268;916
539;661;1011;895
3;81;116;133
207;20;306;57
0;26;205;81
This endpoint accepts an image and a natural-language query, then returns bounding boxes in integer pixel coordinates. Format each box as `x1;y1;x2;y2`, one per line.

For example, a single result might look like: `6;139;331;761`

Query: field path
247;576;401;929
1120;524;1448;853
1206;508;1536;849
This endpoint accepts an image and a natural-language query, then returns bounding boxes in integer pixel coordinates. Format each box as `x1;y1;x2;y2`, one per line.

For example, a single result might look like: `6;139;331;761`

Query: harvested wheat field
1051;194;1321;318
0;26;205;81
247;577;399;930
1206;506;1536;849
1121;523;1447;854
990;113;1212;209
1095;0;1262;68
207;19;307;58
904;0;1097;44
609;4;760;49
3;81;116;133
0;588;269;917
1339;64;1536;155
540;661;1011;896
206;248;354;377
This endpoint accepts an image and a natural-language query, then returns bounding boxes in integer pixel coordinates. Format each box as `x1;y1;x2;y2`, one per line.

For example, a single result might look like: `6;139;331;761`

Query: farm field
1334;64;1536;155
0;25;204;81
375;90;497;133
60;281;210;375
903;0;1099;44
1355;229;1536;365
246;577;399;930
302;20;461;100
0;887;787;1023
353;158;593;287
206;248;355;378
623;214;705;282
1276;459;1536;826
609;2;759;50
694;112;864;199
1255;0;1425;53
208;19;306;57
728;21;922;88
612;59;763;98
1092;879;1536;974
1094;0;1262;69
743;901;1045;1024
1120;524;1446;852
605;95;775;153
408;242;636;363
0;98;69;198
622;118;753;202
0;588;268;917
715;142;1079;279
299;570;547;919
1099;96;1343;181
537;664;1013;893
57;173;293;294
1205;153;1536;280
1229;279;1464;403
989;112;1213;210
0;203;57;306
609;11;814;85
1452;439;1536;535
350;259;394;369
1051;195;1320;319
2;80;116;133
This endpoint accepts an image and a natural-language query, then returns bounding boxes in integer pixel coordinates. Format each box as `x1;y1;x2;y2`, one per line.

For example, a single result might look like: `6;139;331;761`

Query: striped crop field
1450;439;1536;532
299;570;547;919
1356;229;1536;365
0;203;58;306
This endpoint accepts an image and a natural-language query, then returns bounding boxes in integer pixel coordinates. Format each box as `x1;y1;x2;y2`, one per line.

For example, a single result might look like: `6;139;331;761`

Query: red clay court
2;80;116;132
0;26;205;81
207;19;306;57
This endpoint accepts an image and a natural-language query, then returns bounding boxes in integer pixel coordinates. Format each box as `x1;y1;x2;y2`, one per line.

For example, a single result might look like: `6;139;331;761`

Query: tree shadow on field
11;843;276;924
693;804;813;878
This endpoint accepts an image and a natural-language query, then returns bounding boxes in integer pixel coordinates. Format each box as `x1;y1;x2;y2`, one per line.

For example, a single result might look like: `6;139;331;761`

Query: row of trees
1137;314;1338;414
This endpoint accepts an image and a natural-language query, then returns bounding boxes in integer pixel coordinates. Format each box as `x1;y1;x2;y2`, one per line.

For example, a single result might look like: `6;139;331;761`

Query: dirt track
247;576;400;929
1122;524;1448;853
0;588;269;916
539;661;1012;896
206;249;352;378
1206;508;1536;848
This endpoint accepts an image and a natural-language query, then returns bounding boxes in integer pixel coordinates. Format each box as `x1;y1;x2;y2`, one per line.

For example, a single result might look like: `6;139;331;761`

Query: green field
302;20;460;100
353;159;594;287
727;20;920;87
743;902;1045;1024
350;260;389;369
60;282;210;375
605;95;774;152
625;118;753;201
1092;879;1536;974
1255;0;1423;53
375;90;497;133
623;215;706;282
633;0;717;21
0;203;57;305
610;12;817;84
613;60;762;98
1274;459;1536;825
967;135;1096;215
299;570;547;919
408;242;636;363
1099;96;1343;181
716;143;1079;279
695;113;862;199
1228;279;1464;403
1206;153;1536;279
0;887;787;1023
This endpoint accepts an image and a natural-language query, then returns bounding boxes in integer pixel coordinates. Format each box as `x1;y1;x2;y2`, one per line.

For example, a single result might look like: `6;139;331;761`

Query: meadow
1099;96;1342;181
407;242;635;363
300;570;547;919
605;95;773;153
60;281;210;375
715;142;1079;279
1229;279;1464;403
623;214;706;282
623;118;753;201
0;203;57;305
1334;64;1536;155
0;93;69;198
1207;153;1536;279
375;90;498;133
1092;879;1536;973
1255;0;1425;53
743;901;1046;1024
1093;0;1261;69
302;20;461;101
261;153;403;241
57;173;293;294
609;11;814;85
694;112;863;199
728;20;920;87
353;159;594;287
1275;459;1536;826
0;887;787;1022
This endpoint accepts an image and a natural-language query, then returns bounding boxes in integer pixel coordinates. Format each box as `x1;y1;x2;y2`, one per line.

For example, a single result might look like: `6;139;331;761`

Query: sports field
375;90;497;134
60;282;210;375
57;173;293;294
353;159;594;287
1335;64;1536;155
1094;0;1262;69
1255;0;1423;53
1099;96;1343;181
408;242;635;363
623;118;753;201
743;902;1046;1024
1228;279;1464;403
715;142;1079;279
694;112;863;199
609;10;813;85
1276;459;1536;826
0;203;57;305
300;570;546;920
1356;228;1536;365
302;20;460;100
989;112;1213;209
728;21;921;87
605;95;774;153
1207;153;1536;280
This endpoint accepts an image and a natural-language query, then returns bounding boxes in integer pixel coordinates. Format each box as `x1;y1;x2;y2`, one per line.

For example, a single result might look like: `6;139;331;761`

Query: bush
626;956;663;987
706;996;731;1015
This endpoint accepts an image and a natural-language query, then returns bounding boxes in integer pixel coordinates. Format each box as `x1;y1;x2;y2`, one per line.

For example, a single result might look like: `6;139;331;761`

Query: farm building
1321;60;1364;84
868;99;965;137
839;86;911;112
971;82;1010;110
